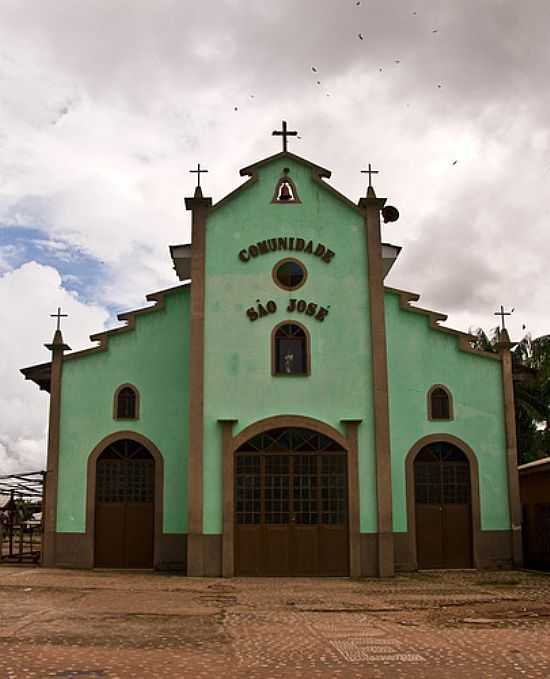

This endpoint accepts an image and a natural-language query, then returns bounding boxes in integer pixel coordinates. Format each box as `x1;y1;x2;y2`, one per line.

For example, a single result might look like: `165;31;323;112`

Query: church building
22;123;522;577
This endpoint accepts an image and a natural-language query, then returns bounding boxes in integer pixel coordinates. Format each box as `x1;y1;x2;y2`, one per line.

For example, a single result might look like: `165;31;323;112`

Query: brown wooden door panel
94;441;155;569
318;526;349;575
416;505;443;569
95;503;125;568
125;503;154;568
291;526;318;575
414;443;473;570
236;526;262;575
443;505;472;568
263;526;290;575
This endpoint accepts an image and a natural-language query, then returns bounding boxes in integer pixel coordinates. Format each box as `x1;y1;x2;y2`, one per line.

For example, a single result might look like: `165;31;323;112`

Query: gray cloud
1;1;548;319
0;0;549;471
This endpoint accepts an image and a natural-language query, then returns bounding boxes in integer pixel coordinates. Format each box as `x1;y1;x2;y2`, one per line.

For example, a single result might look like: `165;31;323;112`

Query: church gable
59;284;191;429
384;285;505;433
211;151;361;217
204;153;369;310
203;153;373;390
385;287;501;362
72;284;190;362
20;284;191;391
203;153;372;356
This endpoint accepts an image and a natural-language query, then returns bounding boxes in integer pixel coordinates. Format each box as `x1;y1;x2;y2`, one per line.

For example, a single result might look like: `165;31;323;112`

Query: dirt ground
0;567;549;678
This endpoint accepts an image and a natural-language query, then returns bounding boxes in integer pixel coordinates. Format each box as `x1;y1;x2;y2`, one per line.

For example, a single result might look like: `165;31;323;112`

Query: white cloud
0;262;108;472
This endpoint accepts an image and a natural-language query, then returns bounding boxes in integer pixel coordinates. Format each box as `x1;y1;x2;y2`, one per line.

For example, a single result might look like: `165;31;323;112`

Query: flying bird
395;59;400;63
358;33;364;40
234;106;238;111
413;11;417;14
316;80;321;85
51;103;71;125
432;29;438;33
312;66;318;72
437;84;442;88
356;1;361;5
452;160;458;165
379;67;383;72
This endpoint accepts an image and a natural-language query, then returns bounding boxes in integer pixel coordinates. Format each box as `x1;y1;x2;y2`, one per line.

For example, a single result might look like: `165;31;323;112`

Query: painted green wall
57;287;190;534
53;156;511;542
385;290;511;532
203;158;378;534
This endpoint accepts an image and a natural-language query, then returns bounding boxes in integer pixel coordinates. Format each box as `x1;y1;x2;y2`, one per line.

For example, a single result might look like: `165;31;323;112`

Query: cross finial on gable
190;163;208;189
50;307;68;332
494;305;514;331
361;163;379;188
272;120;298;153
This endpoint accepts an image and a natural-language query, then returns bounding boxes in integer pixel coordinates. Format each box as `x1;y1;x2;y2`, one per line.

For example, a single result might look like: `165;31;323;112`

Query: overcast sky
1;0;549;473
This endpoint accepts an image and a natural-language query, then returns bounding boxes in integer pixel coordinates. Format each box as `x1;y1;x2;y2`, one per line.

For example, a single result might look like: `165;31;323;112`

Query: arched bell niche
272;168;301;204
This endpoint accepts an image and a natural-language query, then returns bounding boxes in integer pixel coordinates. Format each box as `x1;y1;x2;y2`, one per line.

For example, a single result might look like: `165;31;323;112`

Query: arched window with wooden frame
114;384;140;420
427;385;453;421
272;322;310;376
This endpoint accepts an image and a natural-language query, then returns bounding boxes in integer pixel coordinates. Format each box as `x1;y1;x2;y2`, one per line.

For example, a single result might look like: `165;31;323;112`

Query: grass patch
476;578;521;587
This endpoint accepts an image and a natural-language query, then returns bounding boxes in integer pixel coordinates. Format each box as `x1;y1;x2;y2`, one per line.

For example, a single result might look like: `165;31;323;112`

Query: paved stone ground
0;567;549;678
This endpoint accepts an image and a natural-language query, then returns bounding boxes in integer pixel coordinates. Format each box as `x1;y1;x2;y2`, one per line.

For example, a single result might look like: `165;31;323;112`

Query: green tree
471;328;550;464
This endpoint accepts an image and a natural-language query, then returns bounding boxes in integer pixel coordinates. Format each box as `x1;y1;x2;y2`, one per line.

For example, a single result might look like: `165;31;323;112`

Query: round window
273;258;307;291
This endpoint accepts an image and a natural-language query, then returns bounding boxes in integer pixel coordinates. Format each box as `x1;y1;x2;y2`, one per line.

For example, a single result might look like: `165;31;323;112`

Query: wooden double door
414;443;473;569
235;428;349;576
94;439;155;568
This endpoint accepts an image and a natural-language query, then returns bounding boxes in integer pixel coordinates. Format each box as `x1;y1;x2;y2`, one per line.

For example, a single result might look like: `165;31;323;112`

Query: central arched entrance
94;438;155;568
234;427;349;576
414;441;473;569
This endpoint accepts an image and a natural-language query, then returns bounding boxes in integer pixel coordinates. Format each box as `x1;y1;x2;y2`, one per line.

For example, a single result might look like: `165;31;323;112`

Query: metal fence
0;472;45;564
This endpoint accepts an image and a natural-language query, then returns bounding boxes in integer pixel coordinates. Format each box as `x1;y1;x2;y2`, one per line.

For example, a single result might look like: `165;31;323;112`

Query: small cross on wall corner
50;306;68;332
361;163;379;188
494;305;514;331
189;163;208;189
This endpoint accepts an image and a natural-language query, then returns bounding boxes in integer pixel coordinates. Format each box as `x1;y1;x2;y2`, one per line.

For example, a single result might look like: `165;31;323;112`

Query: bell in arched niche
278;181;293;201
272;168;301;204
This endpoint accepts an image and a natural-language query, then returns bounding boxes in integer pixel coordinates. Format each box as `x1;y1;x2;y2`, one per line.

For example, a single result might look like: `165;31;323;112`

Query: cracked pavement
0;567;549;678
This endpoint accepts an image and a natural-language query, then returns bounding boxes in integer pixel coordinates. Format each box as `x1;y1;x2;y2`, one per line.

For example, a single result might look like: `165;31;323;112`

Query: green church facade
22;144;522;576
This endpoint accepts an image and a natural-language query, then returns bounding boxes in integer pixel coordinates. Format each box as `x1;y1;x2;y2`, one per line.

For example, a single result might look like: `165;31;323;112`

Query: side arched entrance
88;433;163;569
228;419;358;577
412;440;474;569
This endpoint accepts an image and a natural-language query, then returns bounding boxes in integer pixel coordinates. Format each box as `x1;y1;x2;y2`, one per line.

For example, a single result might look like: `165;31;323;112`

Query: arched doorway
414;442;473;569
234;427;349;576
94;438;155;568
